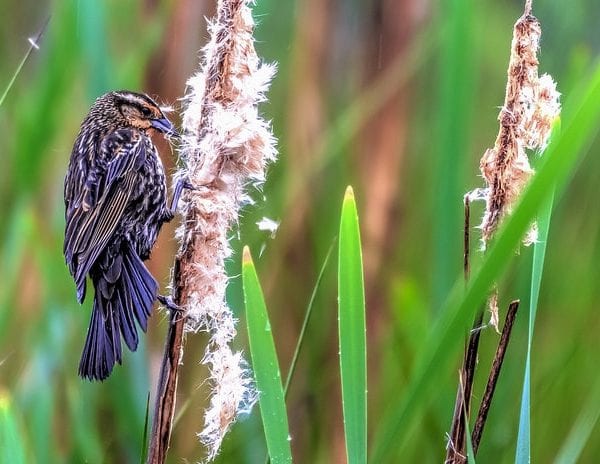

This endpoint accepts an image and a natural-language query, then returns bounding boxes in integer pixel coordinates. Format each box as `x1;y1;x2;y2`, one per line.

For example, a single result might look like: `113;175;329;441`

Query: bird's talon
157;294;184;315
177;176;200;190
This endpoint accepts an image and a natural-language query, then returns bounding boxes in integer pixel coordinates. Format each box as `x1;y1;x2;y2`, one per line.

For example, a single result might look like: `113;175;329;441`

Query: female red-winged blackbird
64;91;183;381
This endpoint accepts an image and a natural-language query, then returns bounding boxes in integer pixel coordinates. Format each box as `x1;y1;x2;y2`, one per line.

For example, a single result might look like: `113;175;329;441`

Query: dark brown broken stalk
471;300;520;454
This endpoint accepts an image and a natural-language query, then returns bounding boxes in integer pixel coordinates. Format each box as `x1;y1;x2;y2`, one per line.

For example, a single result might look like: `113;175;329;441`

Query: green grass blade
283;239;336;397
263;240;335;464
139;392;151;464
371;62;600;463
338;186;367;464
516;154;557;463
243;247;292;464
554;376;600;464
0;391;27;464
432;0;476;308
463;394;476;464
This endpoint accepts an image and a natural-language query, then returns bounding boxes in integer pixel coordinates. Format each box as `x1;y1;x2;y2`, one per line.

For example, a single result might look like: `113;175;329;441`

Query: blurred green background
1;0;600;462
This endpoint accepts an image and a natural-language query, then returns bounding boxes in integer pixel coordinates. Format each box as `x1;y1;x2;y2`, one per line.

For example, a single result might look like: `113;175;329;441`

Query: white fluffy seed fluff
175;0;276;460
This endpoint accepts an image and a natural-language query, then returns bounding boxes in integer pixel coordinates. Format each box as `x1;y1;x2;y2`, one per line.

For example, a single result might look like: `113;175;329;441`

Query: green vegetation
243;247;292;464
337;187;367;464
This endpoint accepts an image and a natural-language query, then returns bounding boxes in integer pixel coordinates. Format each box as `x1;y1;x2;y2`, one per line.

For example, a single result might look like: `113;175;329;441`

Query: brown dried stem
463;196;471;282
446;1;557;460
471;300;520;454
445;312;484;464
147;263;186;464
445;195;482;464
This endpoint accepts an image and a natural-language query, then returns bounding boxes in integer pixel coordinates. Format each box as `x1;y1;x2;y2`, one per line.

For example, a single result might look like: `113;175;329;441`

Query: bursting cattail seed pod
474;10;560;247
465;5;560;331
172;0;277;459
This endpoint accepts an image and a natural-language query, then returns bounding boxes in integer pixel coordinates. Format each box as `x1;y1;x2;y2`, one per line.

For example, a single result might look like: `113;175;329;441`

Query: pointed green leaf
338;186;367;464
243;247;292;464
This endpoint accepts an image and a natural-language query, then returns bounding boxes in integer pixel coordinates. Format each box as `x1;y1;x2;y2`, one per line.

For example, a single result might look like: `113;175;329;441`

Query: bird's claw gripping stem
168;176;197;216
158;294;185;319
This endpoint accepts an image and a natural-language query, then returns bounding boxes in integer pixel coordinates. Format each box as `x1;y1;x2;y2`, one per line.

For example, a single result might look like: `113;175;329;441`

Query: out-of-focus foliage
1;0;600;463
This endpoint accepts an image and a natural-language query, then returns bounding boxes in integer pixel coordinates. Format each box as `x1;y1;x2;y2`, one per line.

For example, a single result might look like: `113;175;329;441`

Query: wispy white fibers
175;0;276;459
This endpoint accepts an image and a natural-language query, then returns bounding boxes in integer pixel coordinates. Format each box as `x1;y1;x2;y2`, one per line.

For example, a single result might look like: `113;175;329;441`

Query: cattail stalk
148;0;276;462
446;2;560;462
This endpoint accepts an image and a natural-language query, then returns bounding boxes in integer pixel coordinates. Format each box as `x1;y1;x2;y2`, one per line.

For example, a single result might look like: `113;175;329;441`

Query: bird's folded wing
64;129;147;301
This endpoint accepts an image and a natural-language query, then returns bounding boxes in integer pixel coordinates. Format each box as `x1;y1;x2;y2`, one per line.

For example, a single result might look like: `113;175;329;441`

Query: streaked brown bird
64;91;184;381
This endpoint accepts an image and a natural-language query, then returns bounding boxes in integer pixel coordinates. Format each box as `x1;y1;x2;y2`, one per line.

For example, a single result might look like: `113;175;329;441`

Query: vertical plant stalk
463;196;471;282
148;261;186;464
471;300;520;453
445;312;483;464
446;1;560;460
147;0;277;462
445;195;483;464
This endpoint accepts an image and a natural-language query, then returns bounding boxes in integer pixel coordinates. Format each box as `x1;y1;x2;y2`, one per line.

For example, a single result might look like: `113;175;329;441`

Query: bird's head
105;91;178;137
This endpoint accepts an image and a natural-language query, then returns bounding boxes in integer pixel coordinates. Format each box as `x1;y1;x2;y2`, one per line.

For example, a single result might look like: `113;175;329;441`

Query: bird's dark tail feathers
79;246;157;381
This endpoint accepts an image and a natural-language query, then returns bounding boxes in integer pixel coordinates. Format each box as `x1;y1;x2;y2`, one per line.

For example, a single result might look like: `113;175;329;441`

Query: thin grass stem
0;16;50;108
283;239;336;398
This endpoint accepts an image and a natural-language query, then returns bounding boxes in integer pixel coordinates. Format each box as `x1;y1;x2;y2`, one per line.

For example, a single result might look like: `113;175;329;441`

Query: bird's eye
140;106;153;117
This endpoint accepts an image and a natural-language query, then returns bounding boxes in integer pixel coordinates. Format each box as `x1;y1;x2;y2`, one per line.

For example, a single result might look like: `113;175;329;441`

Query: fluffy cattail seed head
478;12;560;246
174;0;277;459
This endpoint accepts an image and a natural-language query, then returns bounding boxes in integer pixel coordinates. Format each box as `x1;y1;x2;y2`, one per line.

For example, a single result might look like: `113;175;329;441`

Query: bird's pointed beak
151;117;179;138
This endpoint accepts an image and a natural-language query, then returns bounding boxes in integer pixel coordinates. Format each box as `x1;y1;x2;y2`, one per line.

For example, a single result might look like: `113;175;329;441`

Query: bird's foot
157;294;185;323
167;176;199;218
